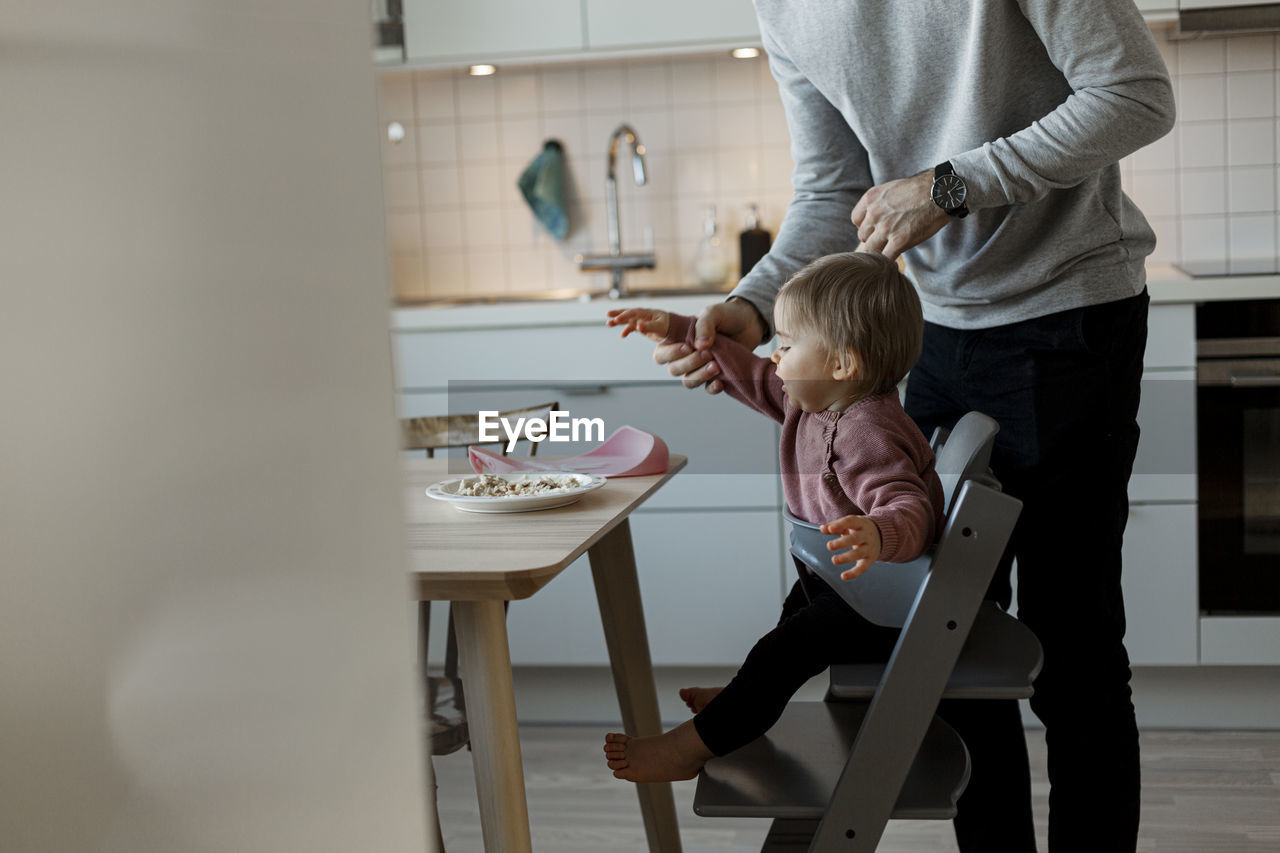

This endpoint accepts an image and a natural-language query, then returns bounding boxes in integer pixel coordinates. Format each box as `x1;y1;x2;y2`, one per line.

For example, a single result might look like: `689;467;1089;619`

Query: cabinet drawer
1122;503;1198;665
402;383;781;509
1130;369;1196;502
502;509;786;666
1144;303;1195;370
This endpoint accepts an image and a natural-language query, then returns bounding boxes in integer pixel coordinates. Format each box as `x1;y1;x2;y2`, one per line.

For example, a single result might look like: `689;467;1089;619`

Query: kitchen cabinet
584;0;759;50
402;0;760;65
403;0;584;63
1121;303;1200;665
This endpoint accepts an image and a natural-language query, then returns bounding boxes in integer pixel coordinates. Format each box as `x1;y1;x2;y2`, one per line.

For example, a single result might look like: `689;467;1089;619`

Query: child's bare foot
602;719;715;783
678;686;723;714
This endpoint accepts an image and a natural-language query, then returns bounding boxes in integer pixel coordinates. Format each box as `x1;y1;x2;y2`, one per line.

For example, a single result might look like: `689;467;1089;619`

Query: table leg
589;518;683;853
450;599;532;853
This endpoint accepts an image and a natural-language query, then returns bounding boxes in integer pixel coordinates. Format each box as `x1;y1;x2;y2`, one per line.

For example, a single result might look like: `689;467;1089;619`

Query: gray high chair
693;412;1043;852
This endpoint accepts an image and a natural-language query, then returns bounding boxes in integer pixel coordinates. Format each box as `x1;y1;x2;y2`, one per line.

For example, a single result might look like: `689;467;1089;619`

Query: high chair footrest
693;701;969;820
828;602;1043;701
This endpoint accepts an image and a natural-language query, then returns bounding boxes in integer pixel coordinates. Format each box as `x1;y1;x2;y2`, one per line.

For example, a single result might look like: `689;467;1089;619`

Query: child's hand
820;515;883;580
605;307;670;342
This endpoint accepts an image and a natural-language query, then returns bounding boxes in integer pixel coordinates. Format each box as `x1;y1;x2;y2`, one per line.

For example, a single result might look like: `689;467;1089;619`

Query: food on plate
455;473;579;497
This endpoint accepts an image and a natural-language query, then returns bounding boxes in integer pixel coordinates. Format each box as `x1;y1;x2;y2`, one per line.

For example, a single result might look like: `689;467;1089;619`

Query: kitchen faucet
576;123;655;298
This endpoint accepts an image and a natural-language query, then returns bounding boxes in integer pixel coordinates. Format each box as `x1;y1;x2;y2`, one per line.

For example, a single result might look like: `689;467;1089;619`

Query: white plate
425;472;607;513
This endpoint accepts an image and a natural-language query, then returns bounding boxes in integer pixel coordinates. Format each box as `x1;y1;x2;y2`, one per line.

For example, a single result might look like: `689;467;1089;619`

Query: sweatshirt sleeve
837;431;937;563
949;0;1175;210
665;312;787;423
727;25;867;341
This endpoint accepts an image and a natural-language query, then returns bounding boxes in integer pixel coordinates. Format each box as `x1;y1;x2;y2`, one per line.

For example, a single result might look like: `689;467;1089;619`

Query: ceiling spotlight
731;47;760;59
469;64;497;76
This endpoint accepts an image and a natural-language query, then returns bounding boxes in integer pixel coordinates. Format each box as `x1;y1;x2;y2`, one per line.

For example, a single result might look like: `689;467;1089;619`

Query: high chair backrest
785;411;1001;628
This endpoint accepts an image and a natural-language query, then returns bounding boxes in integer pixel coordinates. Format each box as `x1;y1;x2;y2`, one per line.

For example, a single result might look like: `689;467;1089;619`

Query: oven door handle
1228;374;1280;387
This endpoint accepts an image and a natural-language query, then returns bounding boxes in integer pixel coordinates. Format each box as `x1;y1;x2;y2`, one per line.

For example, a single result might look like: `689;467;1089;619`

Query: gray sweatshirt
733;0;1176;332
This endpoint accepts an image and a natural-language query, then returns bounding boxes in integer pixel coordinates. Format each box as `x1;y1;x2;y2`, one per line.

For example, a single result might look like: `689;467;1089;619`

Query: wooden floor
432;725;1280;852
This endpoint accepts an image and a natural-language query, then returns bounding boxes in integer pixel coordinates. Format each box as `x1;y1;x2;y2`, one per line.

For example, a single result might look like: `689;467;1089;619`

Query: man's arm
729;25;868;340
950;0;1175;210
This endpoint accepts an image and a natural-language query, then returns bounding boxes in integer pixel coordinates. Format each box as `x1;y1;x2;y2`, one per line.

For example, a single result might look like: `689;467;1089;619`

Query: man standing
656;2;1175;849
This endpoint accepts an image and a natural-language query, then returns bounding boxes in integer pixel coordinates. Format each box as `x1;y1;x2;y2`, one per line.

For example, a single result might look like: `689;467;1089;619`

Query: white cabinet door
584;0;760;48
1130;369;1197;503
1122;503;1199;665
1144;303;1196;370
504;508;785;665
403;0;584;62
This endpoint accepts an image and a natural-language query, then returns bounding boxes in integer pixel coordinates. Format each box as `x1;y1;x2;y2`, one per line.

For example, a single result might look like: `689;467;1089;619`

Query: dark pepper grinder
739;204;771;277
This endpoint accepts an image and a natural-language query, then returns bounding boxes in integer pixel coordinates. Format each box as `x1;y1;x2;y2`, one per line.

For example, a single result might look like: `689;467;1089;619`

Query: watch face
931;174;967;210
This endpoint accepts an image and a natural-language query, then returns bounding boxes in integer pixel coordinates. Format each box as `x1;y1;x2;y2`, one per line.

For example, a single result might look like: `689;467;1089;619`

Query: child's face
769;324;857;413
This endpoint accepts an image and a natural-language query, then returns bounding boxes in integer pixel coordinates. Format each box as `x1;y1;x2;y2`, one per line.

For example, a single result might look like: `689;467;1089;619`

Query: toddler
601;251;944;783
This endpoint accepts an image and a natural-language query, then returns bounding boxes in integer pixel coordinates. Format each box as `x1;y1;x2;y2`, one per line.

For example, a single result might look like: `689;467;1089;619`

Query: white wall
379;28;1280;302
0;3;429;850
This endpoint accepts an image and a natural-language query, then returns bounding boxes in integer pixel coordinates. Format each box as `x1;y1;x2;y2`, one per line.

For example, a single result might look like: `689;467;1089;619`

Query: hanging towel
517;139;568;241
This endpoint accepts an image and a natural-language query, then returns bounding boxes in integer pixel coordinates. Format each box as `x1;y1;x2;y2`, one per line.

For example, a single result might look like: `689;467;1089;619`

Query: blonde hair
774;252;923;397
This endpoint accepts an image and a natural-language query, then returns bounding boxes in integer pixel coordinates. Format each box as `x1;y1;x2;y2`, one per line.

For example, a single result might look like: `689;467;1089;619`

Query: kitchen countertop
393;263;1280;332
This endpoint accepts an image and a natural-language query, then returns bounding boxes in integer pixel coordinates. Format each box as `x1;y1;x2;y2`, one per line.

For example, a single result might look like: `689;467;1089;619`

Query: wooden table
405;455;688;853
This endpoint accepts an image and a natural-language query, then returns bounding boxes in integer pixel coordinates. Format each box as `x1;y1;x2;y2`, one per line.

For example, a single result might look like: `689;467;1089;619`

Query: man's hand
605;307;671;341
850;170;951;260
652;297;766;394
820;515;883;580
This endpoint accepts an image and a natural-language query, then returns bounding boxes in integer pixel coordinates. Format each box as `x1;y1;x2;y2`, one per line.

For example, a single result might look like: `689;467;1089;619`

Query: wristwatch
931;161;970;219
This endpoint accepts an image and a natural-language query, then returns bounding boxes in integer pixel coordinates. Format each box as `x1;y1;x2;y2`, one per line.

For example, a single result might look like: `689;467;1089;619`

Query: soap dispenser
739;203;771;277
693;205;730;289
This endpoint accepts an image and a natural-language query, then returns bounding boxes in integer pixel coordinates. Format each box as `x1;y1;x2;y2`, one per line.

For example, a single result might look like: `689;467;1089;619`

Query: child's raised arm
606;307;670;342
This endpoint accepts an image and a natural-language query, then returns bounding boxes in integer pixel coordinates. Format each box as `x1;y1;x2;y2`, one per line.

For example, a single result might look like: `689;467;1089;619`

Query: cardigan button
824;474;838;487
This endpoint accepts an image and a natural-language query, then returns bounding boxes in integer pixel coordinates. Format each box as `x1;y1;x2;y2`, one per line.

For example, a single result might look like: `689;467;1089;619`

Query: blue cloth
517;139;568;241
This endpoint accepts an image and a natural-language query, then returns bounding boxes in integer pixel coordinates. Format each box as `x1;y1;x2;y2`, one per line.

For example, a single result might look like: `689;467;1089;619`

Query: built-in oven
1197;298;1280;614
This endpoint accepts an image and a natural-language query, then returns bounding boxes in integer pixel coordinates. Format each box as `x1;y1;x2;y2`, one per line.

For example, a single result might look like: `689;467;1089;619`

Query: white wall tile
424;210;465;250
1227;70;1276;120
716;103;760;149
416;122;458;164
414;73;456;120
503;204;550;250
1227;118;1274;166
542;114;588;157
673;151;718;197
717;149;762;195
1179;38;1226;75
390;252;425;301
424;251;467;297
540;67;583;114
1181;168;1227;216
506;248;551;293
1180;75;1226;122
501;117;544;162
585;111;635;154
628;109;672;154
498;72;541;116
760;95;789;146
458;121;501;162
1179;121;1225;169
1228;165;1277;214
1228;213;1278;264
385;212;423;254
760;145;794;192
460;163;506;206
378;74;414;121
1147;215;1180;263
1226;35;1275;73
1155;33;1178;76
714;56;759;103
382;168;420;211
626;60;670;109
669;58;716;105
465;250;509;294
420;165;461;208
455;75;498;120
671;105;717;150
1179;215;1227;262
463;206;506;250
584;65;628;113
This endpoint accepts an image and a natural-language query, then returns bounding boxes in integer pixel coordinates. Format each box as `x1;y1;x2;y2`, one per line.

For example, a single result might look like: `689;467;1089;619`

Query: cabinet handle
550;385;609;396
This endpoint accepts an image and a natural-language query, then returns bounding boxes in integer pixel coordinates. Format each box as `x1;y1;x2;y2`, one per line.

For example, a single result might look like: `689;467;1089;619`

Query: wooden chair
404;401;558;850
693;412;1042;851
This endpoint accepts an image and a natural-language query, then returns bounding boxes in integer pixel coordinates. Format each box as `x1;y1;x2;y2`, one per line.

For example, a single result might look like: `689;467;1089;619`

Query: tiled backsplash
378;28;1280;302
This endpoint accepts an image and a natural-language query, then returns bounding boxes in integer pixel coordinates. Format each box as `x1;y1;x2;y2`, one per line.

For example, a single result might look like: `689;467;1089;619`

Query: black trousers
907;290;1149;853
